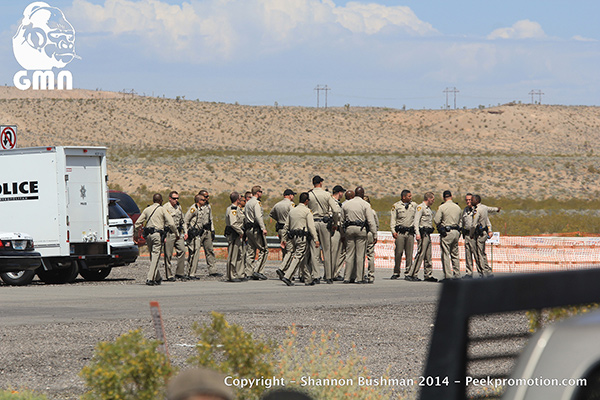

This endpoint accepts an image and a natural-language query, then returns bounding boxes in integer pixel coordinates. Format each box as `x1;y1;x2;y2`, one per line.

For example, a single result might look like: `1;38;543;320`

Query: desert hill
2;87;599;199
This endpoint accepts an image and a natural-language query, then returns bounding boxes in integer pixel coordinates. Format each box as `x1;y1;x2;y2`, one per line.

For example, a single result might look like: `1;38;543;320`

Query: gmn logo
12;2;79;90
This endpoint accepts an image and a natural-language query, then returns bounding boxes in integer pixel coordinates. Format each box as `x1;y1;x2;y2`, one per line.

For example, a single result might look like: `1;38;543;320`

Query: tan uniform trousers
309;221;334;279
331;229;346;278
440;230;460;279
278;228;294;274
408;234;433;279
475;235;493;277
393;232;414;275
164;232;186;279
186;235;202;277
226;233;244;280
463;235;478;277
198;232;217;275
283;236;314;282
344;226;368;282
366;231;375;282
146;232;163;281
245;229;268;275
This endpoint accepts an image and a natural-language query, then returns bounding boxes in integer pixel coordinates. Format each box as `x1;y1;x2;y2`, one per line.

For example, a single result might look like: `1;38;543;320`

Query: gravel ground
0;259;530;399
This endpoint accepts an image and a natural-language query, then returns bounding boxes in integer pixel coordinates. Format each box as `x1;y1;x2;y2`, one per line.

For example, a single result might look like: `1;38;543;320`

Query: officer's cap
312;175;324;185
283;189;296;196
167;368;234;400
332;185;345;194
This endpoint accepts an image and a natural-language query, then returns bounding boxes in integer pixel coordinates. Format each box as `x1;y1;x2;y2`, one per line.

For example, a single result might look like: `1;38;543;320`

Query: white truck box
0;146;113;283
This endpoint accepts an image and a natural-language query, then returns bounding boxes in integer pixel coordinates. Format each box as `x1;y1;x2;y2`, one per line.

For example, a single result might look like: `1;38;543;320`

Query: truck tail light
0;241;4;248
67;230;70;243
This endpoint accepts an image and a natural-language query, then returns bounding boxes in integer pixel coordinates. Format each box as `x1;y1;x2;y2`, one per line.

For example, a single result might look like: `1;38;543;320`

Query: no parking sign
1;126;17;149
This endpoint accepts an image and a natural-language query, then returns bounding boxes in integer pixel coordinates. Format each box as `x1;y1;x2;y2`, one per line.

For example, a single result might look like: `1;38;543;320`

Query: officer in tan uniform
237;195;248;277
279;192;320;286
330;185;346;281
184;194;207;279
460;193;477;279
308;175;340;284
135;193;177;286
363;195;379;284
407;192;437;282
163;190;187;281
270;189;295;274
390;189;418;280
197;189;220;277
434;190;462;280
341;188;377;284
225;191;245;282
244;185;268;280
471;194;495;278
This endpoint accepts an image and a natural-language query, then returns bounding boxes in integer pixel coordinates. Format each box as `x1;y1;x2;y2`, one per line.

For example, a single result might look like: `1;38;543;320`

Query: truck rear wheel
0;270;36;286
38;261;79;284
80;267;112;281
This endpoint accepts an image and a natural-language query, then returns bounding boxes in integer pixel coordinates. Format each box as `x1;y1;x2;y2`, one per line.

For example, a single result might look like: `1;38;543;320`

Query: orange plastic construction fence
375;232;600;273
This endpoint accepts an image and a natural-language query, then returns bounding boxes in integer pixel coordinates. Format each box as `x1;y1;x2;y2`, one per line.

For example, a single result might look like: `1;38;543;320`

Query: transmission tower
314;85;331;108
528;90;544;104
443;87;459;109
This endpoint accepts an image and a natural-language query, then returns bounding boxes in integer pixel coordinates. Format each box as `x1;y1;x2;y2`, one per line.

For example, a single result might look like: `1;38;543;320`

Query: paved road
0;266;442;326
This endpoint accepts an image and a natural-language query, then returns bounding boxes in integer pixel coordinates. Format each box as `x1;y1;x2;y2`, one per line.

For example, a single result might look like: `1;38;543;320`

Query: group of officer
268;175;379;286
134;190;222;286
391;190;499;282
134;178;498;286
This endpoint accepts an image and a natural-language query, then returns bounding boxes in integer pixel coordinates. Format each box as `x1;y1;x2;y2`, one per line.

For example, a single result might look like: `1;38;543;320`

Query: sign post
0;125;17;149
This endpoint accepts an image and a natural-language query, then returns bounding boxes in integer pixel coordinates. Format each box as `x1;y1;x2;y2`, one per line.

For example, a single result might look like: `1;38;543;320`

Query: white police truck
0;146;115;284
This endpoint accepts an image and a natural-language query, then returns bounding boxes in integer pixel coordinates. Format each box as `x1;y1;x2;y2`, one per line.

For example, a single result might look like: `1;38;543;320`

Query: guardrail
212;235;281;249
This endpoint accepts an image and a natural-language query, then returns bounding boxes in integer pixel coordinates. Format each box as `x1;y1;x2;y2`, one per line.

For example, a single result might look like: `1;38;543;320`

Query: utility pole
528;90;544;104
443;87;459;109
323;85;330;108
314;84;331;108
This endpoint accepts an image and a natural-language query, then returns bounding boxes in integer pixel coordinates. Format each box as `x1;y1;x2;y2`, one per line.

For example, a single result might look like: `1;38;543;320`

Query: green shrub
277;325;398;399
80;329;174;400
527;304;599;332
0;390;48;400
188;312;275;400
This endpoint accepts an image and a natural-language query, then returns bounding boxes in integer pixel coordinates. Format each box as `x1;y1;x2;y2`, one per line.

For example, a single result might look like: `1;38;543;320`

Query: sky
1;0;599;109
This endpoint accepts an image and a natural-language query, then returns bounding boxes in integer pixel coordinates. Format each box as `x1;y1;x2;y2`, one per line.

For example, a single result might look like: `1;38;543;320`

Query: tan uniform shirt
472;205;492;232
135;203;176;233
434;200;462;227
282;203;318;242
184;204;204;230
225;204;244;236
413;202;434;232
308;187;340;222
269;198;294;225
460;206;475;231
391;200;418;228
341;197;377;236
244;196;265;231
164;201;187;235
200;204;215;231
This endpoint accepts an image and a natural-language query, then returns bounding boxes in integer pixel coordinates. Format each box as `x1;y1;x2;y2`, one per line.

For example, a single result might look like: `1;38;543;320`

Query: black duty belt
289;229;311;239
419;227;434;235
345;220;367;229
275;222;285;231
314;216;332;223
143;227;165;237
394;226;415;235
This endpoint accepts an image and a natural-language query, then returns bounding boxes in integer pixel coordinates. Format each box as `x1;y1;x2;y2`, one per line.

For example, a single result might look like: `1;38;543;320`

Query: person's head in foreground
167;368;234;400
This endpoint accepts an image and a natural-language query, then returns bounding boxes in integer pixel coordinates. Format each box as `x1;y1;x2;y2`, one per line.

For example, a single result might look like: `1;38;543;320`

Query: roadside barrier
375;231;600;273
